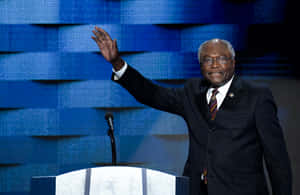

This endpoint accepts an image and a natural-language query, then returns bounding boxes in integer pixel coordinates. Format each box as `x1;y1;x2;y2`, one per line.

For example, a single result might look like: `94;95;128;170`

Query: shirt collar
208;75;234;96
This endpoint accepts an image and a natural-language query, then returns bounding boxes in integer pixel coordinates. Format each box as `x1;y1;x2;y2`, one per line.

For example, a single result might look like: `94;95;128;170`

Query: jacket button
209;126;216;132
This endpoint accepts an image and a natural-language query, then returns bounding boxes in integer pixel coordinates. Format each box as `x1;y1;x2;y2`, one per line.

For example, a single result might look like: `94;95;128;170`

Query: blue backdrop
0;0;297;195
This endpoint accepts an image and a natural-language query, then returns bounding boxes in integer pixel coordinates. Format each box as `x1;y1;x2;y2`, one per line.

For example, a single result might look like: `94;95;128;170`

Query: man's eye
204;58;212;62
219;56;227;60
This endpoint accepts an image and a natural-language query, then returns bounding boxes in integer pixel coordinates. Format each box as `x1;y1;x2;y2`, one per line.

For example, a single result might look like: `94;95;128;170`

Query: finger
92;36;104;50
91;36;98;42
92;29;104;41
113;39;118;50
92;30;105;42
92;30;100;38
95;26;112;42
92;33;103;46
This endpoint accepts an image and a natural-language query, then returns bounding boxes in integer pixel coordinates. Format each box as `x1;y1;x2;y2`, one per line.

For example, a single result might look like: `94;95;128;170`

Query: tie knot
212;89;219;96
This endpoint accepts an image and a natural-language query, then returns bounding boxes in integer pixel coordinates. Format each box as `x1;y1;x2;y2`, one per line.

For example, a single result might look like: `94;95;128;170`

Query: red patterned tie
202;89;219;185
209;89;219;120
202;168;208;184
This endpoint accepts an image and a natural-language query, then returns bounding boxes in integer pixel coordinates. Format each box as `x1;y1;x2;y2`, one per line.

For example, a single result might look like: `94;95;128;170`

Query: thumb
113;39;118;49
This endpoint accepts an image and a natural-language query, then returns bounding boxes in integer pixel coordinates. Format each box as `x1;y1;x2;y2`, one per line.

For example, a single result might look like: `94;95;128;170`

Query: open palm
92;26;123;69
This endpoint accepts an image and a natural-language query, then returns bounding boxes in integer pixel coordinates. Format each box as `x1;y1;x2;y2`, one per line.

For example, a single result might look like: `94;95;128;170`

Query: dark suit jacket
113;65;292;195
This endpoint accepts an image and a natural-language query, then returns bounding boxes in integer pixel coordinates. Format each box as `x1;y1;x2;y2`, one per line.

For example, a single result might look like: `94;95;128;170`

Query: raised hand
92;26;124;71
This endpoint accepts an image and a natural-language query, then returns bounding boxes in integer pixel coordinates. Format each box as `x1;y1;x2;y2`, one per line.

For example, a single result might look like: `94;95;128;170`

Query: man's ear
232;59;236;68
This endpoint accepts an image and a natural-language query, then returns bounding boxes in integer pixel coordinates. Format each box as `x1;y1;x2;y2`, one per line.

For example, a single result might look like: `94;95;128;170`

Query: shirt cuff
112;61;128;80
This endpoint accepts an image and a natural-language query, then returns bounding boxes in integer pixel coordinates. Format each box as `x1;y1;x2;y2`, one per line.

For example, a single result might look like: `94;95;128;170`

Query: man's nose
211;58;219;68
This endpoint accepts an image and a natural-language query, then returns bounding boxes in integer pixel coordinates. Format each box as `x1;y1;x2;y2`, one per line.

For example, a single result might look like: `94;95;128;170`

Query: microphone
105;112;117;165
105;112;114;131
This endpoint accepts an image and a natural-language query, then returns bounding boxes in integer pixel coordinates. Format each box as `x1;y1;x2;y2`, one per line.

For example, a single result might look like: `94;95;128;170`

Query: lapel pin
228;92;234;98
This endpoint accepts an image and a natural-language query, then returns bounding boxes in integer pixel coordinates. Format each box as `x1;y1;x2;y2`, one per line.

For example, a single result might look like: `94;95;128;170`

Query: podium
30;166;189;195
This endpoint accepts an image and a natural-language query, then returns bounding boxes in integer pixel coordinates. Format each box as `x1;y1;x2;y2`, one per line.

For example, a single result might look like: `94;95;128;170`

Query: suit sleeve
112;65;186;116
255;88;292;195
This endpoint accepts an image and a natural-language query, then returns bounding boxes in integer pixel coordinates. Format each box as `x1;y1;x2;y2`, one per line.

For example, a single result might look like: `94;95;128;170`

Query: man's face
200;41;235;87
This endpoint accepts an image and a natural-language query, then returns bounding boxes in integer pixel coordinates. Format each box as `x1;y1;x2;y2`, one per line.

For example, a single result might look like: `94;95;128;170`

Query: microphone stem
108;128;117;165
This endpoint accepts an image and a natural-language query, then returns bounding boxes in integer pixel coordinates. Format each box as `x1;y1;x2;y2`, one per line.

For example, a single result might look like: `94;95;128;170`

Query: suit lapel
195;76;245;122
196;80;211;122
218;75;244;112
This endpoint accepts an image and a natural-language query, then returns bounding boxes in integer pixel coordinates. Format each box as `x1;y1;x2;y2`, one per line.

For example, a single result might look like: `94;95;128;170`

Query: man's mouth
208;72;223;76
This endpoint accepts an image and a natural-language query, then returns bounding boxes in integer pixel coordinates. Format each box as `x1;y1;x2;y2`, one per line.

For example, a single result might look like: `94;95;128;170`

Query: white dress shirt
206;76;234;110
113;61;234;110
112;61;128;80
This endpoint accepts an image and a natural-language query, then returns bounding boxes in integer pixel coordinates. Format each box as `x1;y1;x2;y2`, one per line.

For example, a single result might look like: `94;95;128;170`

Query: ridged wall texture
0;0;298;195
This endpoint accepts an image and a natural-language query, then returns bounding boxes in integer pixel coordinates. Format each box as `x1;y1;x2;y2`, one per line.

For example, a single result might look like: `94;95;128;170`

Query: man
92;26;292;195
